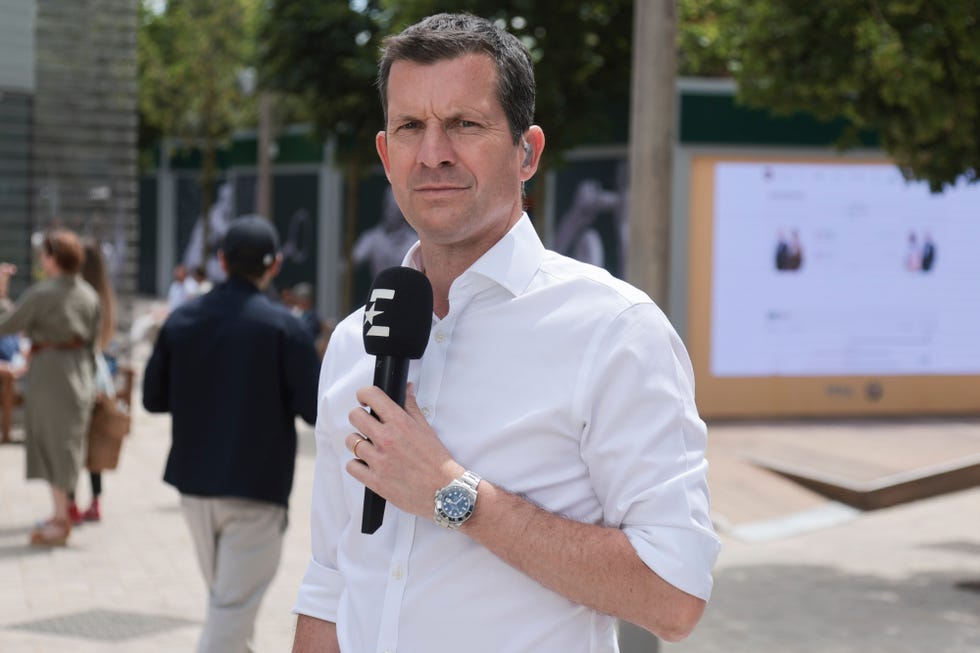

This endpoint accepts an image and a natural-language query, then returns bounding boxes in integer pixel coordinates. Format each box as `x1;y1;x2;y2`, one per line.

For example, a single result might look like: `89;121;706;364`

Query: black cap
363;267;433;359
222;216;280;278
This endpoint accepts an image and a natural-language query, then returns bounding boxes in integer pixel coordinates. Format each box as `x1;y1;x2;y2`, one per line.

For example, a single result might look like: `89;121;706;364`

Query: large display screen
712;161;980;376
686;156;980;417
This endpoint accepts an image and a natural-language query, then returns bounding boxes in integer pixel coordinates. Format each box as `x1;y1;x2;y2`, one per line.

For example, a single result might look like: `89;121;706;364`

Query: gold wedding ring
352;436;367;460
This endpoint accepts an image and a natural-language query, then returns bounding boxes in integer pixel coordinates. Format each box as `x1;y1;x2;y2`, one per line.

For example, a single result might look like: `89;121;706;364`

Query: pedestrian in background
143;216;320;652
290;282;321;342
190;265;213;296
0;294;27;445
166;263;197;313
0;229;100;547
69;236;119;523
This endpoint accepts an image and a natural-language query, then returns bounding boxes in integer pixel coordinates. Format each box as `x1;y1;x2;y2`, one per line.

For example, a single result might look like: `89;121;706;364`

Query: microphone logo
364;288;395;337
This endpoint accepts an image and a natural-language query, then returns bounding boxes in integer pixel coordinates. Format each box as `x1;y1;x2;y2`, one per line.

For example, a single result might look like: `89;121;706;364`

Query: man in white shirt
166;264;198;313
293;13;719;653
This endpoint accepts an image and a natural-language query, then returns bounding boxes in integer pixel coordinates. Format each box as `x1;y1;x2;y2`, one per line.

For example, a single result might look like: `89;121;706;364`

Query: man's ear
257;254;283;290
268;254;283;280
376;130;392;181
519;126;545;180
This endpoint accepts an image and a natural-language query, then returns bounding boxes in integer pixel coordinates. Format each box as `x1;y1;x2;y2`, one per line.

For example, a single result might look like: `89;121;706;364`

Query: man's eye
448;119;479;130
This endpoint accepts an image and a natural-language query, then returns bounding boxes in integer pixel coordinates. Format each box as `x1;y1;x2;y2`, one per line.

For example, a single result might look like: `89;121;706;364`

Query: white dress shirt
295;215;719;653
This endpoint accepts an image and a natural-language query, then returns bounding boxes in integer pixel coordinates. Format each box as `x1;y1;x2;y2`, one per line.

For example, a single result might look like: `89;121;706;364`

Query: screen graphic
709;161;980;378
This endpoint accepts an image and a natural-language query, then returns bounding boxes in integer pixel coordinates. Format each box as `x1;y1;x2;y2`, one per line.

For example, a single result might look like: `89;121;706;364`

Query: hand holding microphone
358;266;433;534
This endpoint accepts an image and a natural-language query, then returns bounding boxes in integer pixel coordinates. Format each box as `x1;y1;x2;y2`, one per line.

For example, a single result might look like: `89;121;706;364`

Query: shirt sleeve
282;318;321;426
293;323;359;621
142;325;171;413
577;302;720;600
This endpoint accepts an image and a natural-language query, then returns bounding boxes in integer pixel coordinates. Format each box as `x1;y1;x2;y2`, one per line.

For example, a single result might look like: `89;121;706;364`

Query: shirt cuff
292;556;344;622
626;525;721;601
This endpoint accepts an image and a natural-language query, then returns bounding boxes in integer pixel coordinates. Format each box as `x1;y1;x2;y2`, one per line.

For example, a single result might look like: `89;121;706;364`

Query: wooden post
627;0;676;310
257;92;274;220
620;2;677;650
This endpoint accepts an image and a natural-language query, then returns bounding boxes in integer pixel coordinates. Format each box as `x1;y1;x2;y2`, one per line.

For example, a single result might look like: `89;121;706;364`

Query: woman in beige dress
0;229;100;546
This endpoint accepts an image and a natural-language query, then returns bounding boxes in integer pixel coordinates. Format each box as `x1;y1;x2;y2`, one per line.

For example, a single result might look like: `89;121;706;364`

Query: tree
703;1;980;192
259;0;390;309
677;0;739;77
139;0;258;265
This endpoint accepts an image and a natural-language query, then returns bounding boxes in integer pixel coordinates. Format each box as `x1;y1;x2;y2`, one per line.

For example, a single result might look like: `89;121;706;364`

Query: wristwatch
434;470;481;530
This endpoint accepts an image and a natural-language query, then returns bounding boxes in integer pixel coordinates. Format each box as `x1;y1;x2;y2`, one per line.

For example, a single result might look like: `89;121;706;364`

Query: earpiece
522;140;533;167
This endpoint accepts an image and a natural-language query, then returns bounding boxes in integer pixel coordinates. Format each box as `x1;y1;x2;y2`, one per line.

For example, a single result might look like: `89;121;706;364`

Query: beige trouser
181;495;287;653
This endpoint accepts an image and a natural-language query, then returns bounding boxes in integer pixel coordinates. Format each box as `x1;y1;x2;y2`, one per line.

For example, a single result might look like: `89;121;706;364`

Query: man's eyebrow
390;110;484;124
389;112;419;124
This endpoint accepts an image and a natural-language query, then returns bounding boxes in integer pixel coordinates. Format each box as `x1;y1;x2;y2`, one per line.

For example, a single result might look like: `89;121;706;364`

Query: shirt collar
403;213;544;298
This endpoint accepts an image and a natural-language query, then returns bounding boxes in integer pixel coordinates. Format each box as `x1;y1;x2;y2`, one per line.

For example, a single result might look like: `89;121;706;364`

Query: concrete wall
31;0;139;328
0;1;36;297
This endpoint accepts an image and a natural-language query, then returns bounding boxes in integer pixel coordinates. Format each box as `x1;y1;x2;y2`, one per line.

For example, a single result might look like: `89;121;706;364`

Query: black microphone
360;266;433;534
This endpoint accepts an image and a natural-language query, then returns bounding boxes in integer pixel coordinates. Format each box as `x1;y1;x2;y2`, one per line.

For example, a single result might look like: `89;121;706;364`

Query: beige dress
0;275;100;491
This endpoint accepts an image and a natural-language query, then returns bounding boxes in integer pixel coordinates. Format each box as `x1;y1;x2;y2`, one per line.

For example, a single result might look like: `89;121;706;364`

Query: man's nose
417;127;455;168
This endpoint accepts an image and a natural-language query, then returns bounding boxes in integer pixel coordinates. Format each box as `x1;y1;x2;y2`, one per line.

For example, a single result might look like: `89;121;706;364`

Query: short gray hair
376;13;535;145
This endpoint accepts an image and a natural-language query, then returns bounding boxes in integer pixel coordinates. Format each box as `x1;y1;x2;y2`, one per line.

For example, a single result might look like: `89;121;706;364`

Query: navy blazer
143;275;320;507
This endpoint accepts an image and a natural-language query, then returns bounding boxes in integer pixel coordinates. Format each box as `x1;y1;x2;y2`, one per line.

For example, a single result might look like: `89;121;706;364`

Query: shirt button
391;567;404;580
434;331;446;343
421;407;431;418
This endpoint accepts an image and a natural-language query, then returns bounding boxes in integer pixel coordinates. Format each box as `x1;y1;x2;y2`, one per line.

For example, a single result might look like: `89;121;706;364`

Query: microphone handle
361;355;410;534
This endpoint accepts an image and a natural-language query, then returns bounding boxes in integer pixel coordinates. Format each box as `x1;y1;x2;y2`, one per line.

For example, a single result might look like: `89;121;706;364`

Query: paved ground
0;394;315;652
1;346;978;651
670;422;980;653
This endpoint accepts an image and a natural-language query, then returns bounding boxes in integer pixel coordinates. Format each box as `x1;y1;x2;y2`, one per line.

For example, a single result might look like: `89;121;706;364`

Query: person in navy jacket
143;215;320;652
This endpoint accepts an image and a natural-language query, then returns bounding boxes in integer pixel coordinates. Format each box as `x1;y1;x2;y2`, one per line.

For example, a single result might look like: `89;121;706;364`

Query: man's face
376;54;531;256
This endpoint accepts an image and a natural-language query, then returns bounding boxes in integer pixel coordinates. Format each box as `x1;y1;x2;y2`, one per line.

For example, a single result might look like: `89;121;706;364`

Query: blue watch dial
441;487;472;519
435;472;481;529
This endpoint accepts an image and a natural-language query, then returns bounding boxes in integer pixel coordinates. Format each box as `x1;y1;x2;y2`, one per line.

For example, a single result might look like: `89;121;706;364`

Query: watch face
438;486;474;521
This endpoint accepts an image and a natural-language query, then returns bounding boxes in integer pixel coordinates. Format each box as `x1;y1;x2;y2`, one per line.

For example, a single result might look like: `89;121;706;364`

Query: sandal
82;498;101;522
29;517;71;547
68;501;83;525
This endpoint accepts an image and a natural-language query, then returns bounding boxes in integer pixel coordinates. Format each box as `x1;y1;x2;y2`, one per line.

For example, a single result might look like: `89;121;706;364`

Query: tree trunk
256;92;275;220
341;155;363;313
627;0;676;311
200;141;217;270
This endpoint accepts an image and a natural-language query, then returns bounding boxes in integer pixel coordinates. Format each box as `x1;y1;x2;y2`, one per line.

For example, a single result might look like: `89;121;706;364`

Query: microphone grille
362;266;433;358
